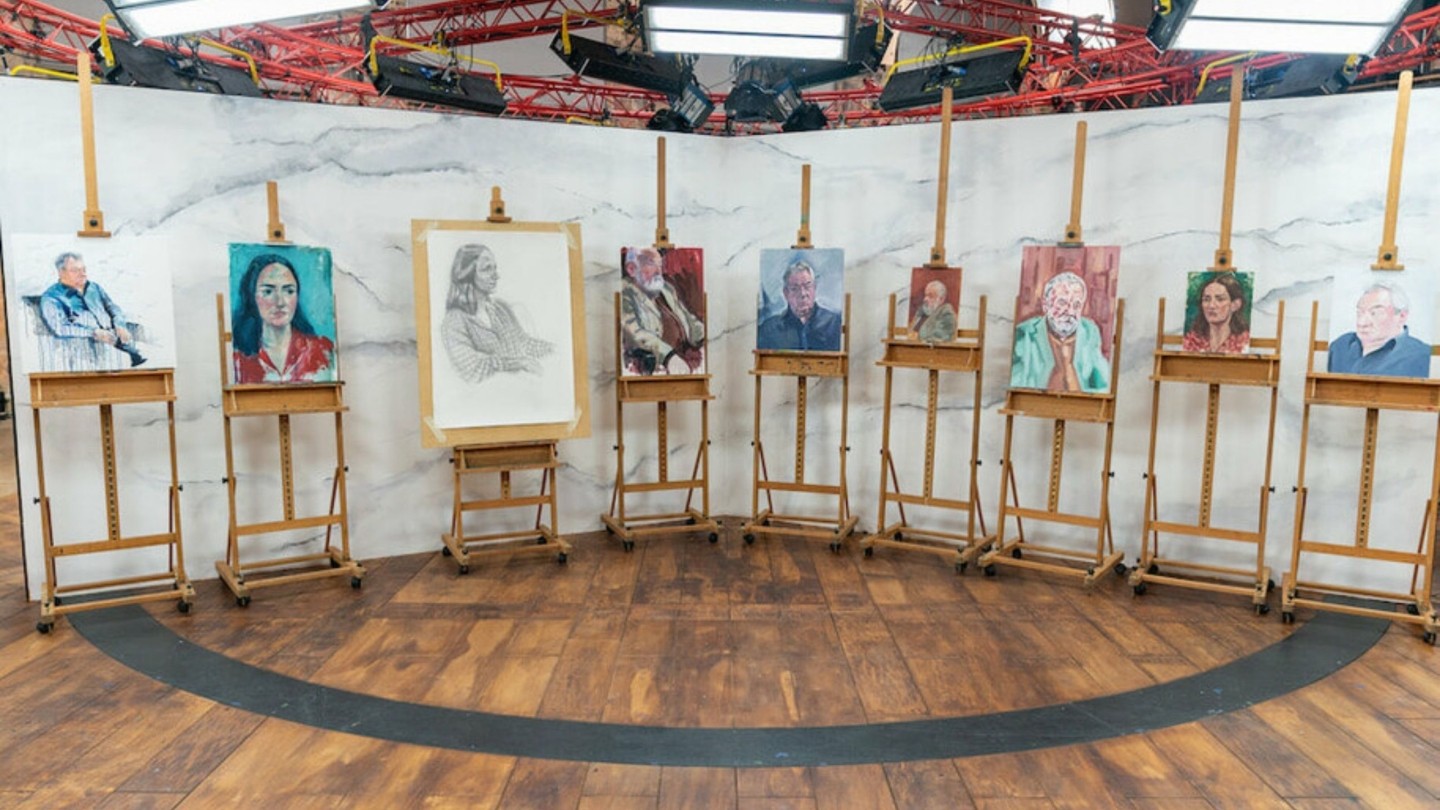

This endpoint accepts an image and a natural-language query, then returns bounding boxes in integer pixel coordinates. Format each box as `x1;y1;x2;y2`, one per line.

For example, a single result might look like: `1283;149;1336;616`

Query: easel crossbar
50;531;177;557
1148;520;1260;544
233;551;337;573
1008;506;1103;529
54;570;181;594
1297;541;1423;565
235;514;342;536
621;479;704;494
758;481;844;495
885;493;974;511
460;494;552;512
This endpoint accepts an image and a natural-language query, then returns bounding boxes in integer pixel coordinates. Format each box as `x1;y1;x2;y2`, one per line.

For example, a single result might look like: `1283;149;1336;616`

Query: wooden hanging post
602;136;719;551
440;186;570;572
1283;71;1439;643
33;58;191;632
742;165;857;550
213;181;365;606
979;121;1127;586
76;50;108;238
1131;63;1279;612
1063;121;1086;245
863;88;991;568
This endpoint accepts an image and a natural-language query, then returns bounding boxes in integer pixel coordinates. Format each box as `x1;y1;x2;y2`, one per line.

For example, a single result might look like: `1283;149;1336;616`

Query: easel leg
1048;419;1065;514
1356;408;1380;549
1199;384;1220;528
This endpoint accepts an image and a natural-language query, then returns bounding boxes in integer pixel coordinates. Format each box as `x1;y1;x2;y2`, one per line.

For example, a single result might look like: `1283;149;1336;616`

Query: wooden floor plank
1200;712;1351;800
883;759;975;809
812;764;899;810
1141;724;1289;810
495;759;588;809
658;767;736;810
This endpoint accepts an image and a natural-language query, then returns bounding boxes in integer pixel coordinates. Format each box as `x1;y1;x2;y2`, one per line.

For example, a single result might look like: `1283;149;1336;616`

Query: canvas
906;266;962;343
1009;244;1121;394
756;247;845;352
1326;270;1435;379
6;234;178;375
619;245;705;376
412;219;589;447
1181;271;1255;355
228;243;339;385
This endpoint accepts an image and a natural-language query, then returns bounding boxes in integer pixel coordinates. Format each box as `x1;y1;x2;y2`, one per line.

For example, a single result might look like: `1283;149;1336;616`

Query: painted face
1043;280;1086;338
474;250;498;295
255;263;298;329
631;251;664;294
923;283;945;314
783;267;816;322
1355;288;1406;352
1201;280;1240;326
58;257;87;291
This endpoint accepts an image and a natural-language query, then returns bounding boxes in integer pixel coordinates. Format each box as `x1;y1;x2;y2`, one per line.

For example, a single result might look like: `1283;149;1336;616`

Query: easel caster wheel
1408;603;1421;616
457;565;470;576
708;533;719;544
956;562;967;574
1255;603;1270;616
864;547;873;558
236;595;251;607
829;542;841;553
350;577;363;589
1424;631;1437;646
762;519;771;527
330;558;341;569
983;564;997;577
177;599;191;614
604;525;614;535
1281;611;1294;624
1132;582;1147;596
1148;563;1161;575
1114;563;1129;577
536;536;547;545
894;532;904;541
623;540;635;552
557;552;568;564
686;517;697;525
1011;548;1022;560
441;546;453;557
36;621;52;634
52;596;63;606
743;534;755;545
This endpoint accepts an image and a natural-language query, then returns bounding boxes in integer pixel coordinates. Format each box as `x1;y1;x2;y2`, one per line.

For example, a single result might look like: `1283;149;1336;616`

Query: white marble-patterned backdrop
3;77;1439;601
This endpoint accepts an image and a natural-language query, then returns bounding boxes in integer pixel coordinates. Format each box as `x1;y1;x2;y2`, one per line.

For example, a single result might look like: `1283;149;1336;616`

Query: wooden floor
1;421;1439;807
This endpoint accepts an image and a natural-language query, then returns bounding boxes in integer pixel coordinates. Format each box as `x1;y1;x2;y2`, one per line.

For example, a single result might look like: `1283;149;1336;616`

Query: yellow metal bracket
884;36;1033;86
367;35;503;92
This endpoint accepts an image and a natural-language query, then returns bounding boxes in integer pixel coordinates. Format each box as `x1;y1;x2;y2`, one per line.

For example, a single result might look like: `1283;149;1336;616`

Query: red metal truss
1;0;1437;133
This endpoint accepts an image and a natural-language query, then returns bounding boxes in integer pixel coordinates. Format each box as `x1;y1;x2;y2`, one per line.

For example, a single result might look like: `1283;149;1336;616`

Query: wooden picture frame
411;218;590;447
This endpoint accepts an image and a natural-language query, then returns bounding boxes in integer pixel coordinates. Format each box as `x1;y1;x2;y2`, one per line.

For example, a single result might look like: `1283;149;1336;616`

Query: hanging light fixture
104;0;378;40
643;0;853;61
1147;0;1410;56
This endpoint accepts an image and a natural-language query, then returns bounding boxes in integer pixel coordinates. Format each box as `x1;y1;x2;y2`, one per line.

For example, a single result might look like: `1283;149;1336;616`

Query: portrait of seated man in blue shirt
756;258;843;352
1327;281;1430;379
39;251;146;367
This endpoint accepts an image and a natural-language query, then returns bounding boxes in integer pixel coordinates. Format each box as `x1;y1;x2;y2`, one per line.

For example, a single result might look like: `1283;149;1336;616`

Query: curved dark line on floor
72;605;1387;767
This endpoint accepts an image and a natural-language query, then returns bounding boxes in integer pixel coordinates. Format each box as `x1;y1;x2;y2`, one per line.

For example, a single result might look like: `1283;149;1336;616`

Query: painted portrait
1009;244;1120;394
756;247;845;352
906;266;961;343
412;219;589;447
619;245;705;376
228;243;338;385
6;234;177;375
1326;270;1435;379
1182;271;1254;355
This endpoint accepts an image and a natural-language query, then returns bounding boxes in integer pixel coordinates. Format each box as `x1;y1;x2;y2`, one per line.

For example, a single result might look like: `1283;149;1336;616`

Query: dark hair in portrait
446;243;491;314
232;253;319;355
1185;271;1251;338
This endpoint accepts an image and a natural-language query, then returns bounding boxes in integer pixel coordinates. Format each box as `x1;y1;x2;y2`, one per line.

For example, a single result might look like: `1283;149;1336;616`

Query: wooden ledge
30;368;175;407
1152;351;1279;387
1306;372;1440;412
223;382;346;415
1001;389;1115;422
751;350;847;378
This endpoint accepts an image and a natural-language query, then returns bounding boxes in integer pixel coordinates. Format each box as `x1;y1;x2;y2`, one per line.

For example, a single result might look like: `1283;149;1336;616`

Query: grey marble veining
4;77;1440;599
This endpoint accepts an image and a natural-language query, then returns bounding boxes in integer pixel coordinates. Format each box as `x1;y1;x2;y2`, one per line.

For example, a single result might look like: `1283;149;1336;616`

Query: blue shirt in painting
39;281;129;340
756;305;842;351
1327;328;1431;378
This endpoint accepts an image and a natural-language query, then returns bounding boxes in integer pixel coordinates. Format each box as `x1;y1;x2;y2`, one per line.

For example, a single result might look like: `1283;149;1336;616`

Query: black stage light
1194;54;1358;104
550;31;688;96
781;102;828;132
878;47;1027;112
90;37;262;97
369;53;507;114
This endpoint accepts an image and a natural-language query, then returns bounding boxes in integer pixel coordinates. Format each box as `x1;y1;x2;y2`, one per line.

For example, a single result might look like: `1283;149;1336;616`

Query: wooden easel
438;187;572;572
978;122;1128;586
1283;71;1440;642
1130;73;1280;612
34;52;194;632
741;165;858;551
214;182;365;606
862;89;989;568
602;137;719;551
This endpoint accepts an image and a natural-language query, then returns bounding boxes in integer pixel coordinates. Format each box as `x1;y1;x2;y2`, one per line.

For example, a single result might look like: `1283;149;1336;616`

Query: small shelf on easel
32;368;195;633
442;441;572;571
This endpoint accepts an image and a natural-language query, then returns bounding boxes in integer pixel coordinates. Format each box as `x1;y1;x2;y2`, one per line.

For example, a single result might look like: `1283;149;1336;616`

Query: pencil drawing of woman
441;243;552;382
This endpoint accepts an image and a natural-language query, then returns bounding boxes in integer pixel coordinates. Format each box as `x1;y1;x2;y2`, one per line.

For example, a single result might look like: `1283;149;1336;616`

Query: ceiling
2;0;1436;134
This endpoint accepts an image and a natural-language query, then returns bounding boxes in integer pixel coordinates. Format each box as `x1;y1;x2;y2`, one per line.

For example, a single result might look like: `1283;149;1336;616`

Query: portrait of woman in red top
231;251;338;384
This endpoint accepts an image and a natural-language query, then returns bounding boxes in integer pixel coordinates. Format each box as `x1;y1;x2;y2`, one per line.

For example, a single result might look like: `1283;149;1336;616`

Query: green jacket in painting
1009;315;1110;393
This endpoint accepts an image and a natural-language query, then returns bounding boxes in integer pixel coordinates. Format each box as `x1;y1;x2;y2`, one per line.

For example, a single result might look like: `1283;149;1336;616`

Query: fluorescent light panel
648;30;845;60
1173;20;1392;55
1188;0;1408;26
644;1;850;59
646;6;847;37
109;0;368;39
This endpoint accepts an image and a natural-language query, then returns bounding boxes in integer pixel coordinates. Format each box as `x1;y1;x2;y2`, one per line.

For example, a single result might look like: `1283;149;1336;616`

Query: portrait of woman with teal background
228;243;338;384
